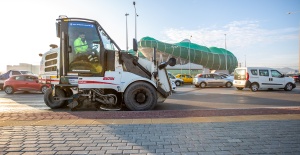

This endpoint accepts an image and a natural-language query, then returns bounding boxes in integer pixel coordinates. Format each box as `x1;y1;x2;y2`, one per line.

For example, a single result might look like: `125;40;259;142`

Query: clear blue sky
1;0;299;72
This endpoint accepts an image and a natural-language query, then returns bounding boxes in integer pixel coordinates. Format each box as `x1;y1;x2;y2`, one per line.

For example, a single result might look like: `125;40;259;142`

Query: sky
1;0;300;73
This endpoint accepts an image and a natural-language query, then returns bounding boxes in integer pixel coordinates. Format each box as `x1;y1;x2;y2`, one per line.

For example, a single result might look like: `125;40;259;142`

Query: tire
200;82;206;88
236;87;243;90
175;81;181;86
284;83;293;91
225;82;232;88
250;83;259;92
41;86;49;94
124;82;157;111
4;86;14;94
44;88;66;109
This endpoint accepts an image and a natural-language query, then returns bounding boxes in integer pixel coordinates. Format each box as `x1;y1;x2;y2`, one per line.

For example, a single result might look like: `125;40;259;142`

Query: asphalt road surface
0;83;299;113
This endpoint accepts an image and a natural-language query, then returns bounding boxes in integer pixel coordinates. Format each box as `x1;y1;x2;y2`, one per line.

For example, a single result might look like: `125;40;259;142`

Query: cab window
67;21;101;73
99;30;117;50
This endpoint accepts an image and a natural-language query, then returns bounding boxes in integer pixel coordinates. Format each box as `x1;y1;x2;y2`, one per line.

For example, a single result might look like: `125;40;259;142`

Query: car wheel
284;83;293;91
225;82;232;88
250;83;259;92
236;87;243;90
200;82;206;88
4;86;14;94
44;88;66;109
124;81;157;111
175;81;181;86
41;86;49;94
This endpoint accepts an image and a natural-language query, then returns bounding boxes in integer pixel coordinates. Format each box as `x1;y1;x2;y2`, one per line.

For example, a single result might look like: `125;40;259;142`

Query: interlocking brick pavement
0;120;299;155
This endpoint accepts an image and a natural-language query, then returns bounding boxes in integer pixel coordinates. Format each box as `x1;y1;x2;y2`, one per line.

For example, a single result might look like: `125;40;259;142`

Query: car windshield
168;73;176;79
20;71;33;75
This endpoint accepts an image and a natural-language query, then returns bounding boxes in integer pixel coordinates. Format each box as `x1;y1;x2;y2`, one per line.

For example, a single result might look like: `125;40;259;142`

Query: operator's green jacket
74;37;88;54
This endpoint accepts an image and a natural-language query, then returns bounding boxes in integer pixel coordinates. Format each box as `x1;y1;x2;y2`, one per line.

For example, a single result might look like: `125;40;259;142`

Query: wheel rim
175;81;180;86
200;83;206;87
41;86;48;93
5;87;13;94
286;84;292;90
226;82;232;87
136;92;146;103
252;84;258;91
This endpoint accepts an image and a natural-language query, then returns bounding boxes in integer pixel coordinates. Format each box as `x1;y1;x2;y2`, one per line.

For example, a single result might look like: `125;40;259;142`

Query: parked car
168;72;184;86
215;72;234;81
175;74;193;84
3;75;50;94
193;73;233;88
233;67;296;92
0;70;34;90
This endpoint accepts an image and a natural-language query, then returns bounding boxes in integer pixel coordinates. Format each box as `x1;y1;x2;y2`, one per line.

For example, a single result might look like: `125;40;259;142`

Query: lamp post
189;35;192;75
245;54;247;67
133;1;138;56
125;13;129;52
288;11;300;73
224;34;227;71
133;1;137;40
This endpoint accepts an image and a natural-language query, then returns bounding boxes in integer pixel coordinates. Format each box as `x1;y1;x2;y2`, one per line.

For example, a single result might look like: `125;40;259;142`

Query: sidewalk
0;108;300;155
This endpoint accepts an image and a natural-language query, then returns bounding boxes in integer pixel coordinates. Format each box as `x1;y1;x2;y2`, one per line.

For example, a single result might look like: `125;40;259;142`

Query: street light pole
133;1;137;40
133;1;138;56
245;54;247;67
125;13;129;52
189;35;192;75
224;34;227;71
288;11;300;73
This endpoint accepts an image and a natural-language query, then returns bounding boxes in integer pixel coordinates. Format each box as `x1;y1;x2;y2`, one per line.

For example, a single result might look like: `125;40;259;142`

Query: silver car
193;73;233;88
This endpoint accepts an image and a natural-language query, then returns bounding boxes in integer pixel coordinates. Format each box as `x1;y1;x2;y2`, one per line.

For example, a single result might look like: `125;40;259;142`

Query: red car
3;74;50;94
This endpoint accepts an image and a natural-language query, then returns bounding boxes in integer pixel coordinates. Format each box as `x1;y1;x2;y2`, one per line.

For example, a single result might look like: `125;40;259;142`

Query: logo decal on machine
103;77;115;80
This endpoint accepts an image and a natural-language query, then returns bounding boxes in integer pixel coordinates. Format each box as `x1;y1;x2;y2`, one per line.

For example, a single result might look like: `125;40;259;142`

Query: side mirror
133;38;138;52
158;58;176;70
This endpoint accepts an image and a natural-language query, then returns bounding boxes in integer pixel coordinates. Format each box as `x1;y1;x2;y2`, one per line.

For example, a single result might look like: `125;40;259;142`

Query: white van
233;67;296;92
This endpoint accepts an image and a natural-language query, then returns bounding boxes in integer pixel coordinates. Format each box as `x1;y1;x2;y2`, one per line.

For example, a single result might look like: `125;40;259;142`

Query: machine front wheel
124;82;157;111
44;88;66;109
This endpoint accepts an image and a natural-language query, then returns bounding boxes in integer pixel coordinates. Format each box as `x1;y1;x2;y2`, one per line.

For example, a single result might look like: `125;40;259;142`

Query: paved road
0;83;299;113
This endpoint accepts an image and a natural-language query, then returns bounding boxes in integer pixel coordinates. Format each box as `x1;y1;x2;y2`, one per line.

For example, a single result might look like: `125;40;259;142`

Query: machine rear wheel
44;88;66;109
124;82;157;111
